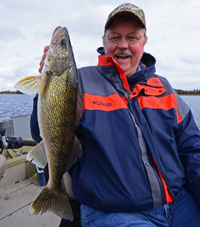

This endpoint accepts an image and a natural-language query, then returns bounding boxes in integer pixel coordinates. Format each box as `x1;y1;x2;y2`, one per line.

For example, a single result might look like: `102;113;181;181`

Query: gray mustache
113;49;133;56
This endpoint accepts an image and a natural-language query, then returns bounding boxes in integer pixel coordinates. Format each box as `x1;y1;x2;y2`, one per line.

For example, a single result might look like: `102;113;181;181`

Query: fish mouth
51;26;69;45
49;27;69;60
52;26;62;37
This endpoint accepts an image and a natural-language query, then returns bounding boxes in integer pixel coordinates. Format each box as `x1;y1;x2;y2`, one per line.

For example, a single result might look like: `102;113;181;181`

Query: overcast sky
0;0;200;92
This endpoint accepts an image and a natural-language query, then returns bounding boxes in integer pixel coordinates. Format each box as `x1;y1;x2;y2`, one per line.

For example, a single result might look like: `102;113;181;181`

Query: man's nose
118;37;129;49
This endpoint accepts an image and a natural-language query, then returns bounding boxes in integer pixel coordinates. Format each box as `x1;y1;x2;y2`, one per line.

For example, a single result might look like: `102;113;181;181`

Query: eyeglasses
104;32;144;44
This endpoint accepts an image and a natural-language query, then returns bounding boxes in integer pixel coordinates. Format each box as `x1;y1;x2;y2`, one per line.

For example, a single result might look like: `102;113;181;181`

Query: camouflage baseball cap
105;3;146;31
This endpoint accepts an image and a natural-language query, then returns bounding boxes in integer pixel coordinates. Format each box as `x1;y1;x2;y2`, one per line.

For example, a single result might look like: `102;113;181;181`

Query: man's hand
38;45;50;73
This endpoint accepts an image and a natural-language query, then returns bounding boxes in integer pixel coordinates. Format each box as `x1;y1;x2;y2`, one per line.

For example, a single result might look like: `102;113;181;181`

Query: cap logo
115;3;140;13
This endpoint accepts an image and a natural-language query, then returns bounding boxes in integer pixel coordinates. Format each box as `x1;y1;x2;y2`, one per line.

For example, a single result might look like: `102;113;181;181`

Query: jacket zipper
126;91;165;207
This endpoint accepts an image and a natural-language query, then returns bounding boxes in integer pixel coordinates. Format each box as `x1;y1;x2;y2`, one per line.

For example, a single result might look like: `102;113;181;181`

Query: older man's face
103;18;146;77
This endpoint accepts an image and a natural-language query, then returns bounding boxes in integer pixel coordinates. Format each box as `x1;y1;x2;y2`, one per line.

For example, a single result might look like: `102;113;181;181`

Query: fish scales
15;26;83;221
41;71;77;187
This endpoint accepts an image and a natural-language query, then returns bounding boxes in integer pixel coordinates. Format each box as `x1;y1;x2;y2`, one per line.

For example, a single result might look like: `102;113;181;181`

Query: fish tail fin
30;186;73;221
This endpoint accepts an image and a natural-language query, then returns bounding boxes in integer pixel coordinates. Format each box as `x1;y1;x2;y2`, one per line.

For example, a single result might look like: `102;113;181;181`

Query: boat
0;115;61;226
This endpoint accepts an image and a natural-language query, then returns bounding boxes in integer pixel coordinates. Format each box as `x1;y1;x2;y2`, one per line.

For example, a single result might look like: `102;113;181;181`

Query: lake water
181;95;200;129
0;94;34;122
0;94;200;129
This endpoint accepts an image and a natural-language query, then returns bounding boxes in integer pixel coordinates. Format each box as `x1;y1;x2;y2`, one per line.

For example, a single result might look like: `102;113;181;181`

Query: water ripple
0;94;34;122
0;94;199;130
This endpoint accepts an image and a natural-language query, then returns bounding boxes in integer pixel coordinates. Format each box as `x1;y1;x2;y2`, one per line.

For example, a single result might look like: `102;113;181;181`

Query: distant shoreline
0;93;200;96
0;93;24;95
179;94;200;96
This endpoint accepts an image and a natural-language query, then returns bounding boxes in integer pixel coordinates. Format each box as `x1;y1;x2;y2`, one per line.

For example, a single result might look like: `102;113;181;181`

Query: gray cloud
0;18;25;41
0;0;200;92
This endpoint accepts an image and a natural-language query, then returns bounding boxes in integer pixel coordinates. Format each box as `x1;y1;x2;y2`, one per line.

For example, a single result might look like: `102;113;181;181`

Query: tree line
0;90;23;94
1;89;200;95
174;89;200;95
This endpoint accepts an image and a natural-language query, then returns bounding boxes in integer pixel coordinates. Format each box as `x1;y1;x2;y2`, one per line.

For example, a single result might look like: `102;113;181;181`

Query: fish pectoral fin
65;136;83;171
14;76;41;95
40;71;52;98
30;186;73;221
75;82;84;127
26;141;48;168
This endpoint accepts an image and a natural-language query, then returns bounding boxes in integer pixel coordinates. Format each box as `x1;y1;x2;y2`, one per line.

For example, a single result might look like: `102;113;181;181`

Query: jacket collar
96;48;163;95
97;47;156;86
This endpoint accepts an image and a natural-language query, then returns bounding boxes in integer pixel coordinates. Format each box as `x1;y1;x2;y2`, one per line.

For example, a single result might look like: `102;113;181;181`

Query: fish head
43;26;75;76
14;26;77;96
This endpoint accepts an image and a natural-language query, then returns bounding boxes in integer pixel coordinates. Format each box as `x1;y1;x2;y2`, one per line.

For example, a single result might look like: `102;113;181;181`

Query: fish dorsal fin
15;76;41;95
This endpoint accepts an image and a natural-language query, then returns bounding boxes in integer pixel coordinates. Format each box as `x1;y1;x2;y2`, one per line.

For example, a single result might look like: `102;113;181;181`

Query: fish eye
61;39;67;46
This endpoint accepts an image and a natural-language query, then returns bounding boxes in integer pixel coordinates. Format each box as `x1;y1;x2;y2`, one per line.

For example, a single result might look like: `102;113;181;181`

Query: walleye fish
15;26;83;220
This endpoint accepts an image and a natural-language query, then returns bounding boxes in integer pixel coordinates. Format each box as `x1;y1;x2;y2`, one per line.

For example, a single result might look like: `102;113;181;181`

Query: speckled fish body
15;26;83;220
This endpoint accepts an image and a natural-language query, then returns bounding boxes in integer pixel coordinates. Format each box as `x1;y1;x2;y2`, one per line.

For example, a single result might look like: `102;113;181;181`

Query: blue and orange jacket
31;50;200;213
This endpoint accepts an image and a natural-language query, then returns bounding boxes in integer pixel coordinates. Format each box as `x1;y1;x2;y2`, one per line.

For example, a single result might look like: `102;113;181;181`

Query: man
31;3;200;226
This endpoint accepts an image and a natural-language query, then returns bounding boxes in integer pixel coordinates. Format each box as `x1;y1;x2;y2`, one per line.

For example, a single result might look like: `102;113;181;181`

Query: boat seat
0;155;6;180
